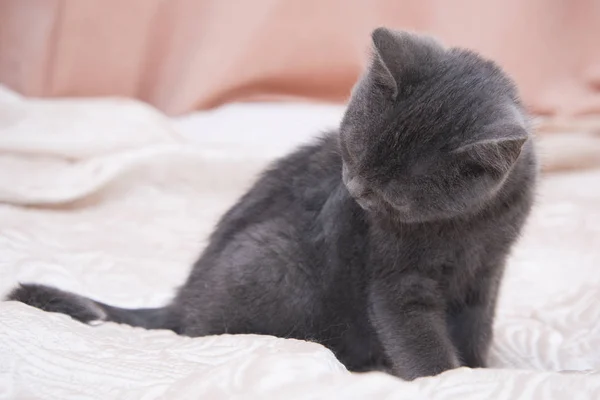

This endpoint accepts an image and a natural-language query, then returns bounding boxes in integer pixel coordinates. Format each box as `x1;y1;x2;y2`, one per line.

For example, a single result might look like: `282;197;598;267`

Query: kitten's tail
6;283;180;332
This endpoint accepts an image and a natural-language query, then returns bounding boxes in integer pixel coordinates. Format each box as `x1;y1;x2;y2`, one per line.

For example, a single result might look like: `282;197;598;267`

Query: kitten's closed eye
460;163;487;179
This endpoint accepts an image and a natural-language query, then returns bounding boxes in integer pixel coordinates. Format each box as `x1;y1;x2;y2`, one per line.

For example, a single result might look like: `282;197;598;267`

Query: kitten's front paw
393;354;461;380
462;354;487;369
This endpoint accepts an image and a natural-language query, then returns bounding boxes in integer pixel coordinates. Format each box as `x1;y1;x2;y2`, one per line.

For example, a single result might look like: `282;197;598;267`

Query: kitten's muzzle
345;178;363;196
342;166;377;210
345;177;376;210
355;197;376;211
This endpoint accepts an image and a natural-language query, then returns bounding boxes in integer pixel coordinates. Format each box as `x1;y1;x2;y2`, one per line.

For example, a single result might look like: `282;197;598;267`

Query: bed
1;86;599;399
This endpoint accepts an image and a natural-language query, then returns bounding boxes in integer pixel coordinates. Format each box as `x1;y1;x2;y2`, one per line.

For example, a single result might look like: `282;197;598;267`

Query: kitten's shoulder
266;131;342;179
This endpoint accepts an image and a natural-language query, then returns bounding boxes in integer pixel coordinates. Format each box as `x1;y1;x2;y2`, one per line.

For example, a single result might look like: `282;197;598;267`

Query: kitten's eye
461;163;486;179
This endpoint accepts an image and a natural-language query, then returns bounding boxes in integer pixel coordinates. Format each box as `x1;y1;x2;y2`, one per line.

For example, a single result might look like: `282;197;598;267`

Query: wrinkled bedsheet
1;86;600;399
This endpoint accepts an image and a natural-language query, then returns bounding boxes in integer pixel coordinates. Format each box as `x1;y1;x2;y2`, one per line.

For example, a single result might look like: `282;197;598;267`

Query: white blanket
1;87;599;399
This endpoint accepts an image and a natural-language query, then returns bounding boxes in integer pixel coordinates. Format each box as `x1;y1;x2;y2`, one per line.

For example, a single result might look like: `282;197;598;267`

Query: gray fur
6;28;537;380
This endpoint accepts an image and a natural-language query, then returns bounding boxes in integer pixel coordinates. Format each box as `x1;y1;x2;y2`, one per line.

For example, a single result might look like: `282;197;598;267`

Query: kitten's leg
447;304;491;368
447;271;501;368
369;275;460;380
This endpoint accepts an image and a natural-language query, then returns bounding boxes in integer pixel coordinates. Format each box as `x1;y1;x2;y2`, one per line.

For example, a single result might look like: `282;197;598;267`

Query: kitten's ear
455;124;529;174
370;27;445;99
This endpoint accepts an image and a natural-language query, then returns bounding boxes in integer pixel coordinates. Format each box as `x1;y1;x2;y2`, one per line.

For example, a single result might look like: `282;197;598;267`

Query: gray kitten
7;28;537;380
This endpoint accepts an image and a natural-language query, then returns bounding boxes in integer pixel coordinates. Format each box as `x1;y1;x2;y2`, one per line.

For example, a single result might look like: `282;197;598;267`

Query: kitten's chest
370;224;484;298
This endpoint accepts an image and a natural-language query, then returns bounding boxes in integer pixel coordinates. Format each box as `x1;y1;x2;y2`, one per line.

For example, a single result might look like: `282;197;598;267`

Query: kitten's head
340;27;530;223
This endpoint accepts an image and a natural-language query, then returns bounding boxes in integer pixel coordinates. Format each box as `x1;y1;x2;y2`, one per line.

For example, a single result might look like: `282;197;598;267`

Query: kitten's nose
345;177;367;198
355;197;375;211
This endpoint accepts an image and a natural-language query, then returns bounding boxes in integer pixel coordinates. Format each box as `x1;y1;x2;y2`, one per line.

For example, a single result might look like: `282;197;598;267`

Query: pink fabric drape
1;0;599;116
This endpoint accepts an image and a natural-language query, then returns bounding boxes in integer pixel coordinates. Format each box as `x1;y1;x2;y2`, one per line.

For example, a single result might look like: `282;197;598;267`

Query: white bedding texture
1;85;599;399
